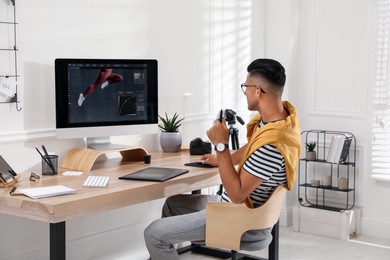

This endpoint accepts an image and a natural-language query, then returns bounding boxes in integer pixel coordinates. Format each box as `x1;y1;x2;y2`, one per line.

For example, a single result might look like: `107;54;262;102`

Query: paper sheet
63;171;83;176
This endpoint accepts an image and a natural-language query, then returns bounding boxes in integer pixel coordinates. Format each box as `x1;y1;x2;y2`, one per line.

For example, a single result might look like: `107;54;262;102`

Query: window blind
372;0;390;175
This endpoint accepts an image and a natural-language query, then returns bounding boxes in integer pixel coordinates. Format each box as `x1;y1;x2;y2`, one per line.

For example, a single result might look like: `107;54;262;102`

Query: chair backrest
205;186;287;251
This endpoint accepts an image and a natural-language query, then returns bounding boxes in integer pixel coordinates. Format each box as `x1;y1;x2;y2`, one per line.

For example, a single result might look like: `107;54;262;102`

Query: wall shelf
0;0;21;111
298;129;356;212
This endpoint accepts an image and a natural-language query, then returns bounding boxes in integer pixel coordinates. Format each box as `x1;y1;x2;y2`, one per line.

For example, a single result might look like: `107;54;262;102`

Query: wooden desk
0;151;221;260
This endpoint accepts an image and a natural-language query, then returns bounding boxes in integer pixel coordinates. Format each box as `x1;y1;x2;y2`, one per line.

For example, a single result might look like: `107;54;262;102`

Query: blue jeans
144;194;271;260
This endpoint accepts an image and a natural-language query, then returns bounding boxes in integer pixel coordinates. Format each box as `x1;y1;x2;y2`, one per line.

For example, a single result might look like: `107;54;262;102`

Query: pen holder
42;155;58;175
144;154;151;164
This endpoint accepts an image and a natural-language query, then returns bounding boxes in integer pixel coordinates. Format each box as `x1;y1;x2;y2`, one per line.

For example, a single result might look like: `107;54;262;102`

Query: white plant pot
306;151;316;161
160;132;182;152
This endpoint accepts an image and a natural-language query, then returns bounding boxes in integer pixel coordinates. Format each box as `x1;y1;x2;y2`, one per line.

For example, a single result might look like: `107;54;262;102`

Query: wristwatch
215;143;229;152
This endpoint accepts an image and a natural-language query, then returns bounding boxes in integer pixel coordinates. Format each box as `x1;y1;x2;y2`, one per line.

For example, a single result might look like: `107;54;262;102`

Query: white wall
262;0;301;226
1;0;388;259
294;0;390;240
262;0;389;240
1;0;265;164
0;0;264;259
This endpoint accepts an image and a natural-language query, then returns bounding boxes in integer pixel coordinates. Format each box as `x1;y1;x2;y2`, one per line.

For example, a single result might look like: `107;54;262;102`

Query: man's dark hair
247;58;286;87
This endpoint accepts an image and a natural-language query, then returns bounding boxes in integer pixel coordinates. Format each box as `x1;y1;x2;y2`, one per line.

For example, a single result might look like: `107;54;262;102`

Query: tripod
217;120;242;195
228;123;240;150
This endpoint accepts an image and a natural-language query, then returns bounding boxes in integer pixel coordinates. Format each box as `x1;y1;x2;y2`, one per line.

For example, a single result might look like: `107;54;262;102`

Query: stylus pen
8;169;17;176
41;145;57;174
35;147;57;174
219;109;223;123
10;187;23;196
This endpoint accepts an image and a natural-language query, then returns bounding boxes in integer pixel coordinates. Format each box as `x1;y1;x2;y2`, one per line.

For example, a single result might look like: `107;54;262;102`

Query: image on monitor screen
55;59;158;150
69;66;148;123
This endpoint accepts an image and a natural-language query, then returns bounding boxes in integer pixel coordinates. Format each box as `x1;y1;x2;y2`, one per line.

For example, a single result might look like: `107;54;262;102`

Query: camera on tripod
220;109;245;126
216;109;245;150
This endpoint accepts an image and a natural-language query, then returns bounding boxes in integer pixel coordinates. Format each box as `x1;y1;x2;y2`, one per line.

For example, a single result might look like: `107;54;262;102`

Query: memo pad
119;167;189;182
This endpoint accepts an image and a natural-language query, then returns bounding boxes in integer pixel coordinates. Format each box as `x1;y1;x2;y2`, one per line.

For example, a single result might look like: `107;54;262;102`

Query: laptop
119;167;189;182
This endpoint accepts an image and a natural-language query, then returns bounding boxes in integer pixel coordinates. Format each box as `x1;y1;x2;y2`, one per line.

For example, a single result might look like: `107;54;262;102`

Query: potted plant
305;141;317;161
158;112;184;152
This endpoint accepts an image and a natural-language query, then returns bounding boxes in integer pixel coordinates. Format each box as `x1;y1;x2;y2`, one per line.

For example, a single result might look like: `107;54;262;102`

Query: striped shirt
222;120;287;208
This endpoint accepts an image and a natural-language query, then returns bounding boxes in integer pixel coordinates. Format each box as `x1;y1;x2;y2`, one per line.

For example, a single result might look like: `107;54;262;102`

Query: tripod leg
221;127;239;196
233;135;238;150
230;128;239;151
229;128;236;150
217;185;223;195
230;136;236;150
234;134;239;150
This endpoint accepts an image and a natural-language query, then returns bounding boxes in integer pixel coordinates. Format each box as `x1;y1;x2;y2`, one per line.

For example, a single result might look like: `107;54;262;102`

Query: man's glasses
240;83;266;95
30;172;40;182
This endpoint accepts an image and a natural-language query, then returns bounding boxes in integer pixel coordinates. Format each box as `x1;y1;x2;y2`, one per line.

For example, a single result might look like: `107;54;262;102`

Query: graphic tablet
119;167;189;182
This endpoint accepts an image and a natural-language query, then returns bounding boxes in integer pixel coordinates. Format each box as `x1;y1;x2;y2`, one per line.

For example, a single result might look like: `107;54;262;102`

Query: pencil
42;145;56;174
35;147;57;174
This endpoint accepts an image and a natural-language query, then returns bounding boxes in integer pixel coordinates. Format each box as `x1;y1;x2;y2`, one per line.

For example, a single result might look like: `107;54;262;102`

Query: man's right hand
200;154;218;166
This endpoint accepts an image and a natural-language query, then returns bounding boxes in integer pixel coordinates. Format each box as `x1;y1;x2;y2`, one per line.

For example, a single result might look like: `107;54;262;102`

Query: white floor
182;227;390;260
98;226;390;260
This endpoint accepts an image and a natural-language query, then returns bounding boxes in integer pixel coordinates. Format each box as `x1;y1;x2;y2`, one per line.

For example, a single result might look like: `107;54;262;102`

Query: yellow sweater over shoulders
239;101;301;208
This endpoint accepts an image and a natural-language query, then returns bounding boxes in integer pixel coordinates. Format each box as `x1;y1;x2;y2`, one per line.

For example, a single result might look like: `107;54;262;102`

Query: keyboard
83;176;110;188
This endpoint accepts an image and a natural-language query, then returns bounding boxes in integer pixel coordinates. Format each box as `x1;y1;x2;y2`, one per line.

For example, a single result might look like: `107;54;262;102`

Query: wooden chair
205;185;287;260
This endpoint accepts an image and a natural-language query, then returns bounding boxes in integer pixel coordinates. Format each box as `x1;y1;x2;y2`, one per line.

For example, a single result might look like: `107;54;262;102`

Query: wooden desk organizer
60;147;148;172
0;174;21;188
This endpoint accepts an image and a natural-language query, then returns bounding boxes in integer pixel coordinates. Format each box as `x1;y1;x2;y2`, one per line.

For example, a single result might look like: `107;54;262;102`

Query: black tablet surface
119;167;189;182
184;161;215;168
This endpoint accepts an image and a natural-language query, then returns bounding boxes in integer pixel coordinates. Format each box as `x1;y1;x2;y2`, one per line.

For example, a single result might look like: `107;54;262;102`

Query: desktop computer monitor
55;58;158;149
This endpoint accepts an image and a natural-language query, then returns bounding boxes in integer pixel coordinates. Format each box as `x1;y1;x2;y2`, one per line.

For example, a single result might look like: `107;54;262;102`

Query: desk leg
269;221;279;260
50;222;66;260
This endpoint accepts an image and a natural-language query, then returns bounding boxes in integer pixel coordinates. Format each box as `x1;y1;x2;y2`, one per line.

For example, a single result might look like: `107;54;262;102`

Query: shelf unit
298;129;356;212
0;0;21;111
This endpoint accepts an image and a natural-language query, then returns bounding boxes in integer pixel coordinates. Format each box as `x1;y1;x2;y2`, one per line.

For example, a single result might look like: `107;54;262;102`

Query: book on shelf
326;135;341;163
339;134;353;163
326;134;352;163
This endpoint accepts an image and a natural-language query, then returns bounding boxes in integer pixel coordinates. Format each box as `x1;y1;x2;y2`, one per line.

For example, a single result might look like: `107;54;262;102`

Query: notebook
19;185;76;199
119;167;189;182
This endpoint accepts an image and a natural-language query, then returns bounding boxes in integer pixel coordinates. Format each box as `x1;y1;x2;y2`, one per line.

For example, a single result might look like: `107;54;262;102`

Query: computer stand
60;146;148;172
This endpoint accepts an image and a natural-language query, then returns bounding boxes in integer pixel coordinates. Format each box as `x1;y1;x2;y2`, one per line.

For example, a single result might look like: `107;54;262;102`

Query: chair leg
180;221;280;260
231;251;267;260
178;244;232;258
231;250;237;260
268;221;279;260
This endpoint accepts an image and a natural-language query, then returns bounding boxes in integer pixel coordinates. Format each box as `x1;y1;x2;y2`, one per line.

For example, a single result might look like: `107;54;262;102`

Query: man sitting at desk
144;58;301;259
